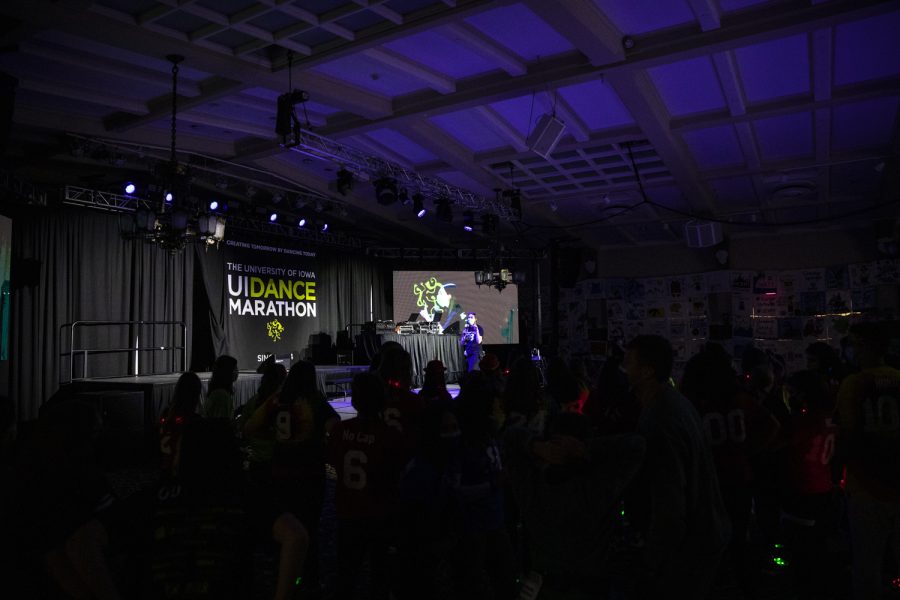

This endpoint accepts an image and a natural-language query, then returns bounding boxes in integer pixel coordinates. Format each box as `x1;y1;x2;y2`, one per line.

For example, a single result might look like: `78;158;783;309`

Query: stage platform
63;365;371;425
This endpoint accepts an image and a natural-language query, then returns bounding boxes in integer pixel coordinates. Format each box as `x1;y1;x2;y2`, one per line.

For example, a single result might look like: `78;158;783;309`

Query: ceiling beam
606;71;718;214
673;77;900;132
267;0;515;71
346;134;417;169
396;118;508;193
322;50;598;136
104;77;249;133
17;77;149;114
19;40;205;95
2;1;394;119
475;125;644;166
362;48;456;94
687;0;721;31
320;0;898;138
442;21;526;76
522;0;624;66
521;0;718;214
472;106;528;152
177;111;274;138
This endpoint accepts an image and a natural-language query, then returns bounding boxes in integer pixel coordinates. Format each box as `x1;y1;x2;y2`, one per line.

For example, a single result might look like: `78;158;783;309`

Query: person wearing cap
459;313;484;373
419;359;452;407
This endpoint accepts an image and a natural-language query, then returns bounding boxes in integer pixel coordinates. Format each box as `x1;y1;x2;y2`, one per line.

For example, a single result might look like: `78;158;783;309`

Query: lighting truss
62;185;362;250
283;128;514;219
64;133;347;216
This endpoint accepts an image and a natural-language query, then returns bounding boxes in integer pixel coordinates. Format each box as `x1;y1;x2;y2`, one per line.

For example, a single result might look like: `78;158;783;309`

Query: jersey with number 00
696;390;768;487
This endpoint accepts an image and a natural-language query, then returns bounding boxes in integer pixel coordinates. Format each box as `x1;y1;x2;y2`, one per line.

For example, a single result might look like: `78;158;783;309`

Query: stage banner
223;239;319;369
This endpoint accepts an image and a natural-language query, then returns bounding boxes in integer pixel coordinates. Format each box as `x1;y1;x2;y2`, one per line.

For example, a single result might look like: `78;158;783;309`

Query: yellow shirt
835;365;900;500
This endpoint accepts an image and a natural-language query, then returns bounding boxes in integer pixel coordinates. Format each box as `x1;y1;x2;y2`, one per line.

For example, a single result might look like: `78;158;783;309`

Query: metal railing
60;320;187;383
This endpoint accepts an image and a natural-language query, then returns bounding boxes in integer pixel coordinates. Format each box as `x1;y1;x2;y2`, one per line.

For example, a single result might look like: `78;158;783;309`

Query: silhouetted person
835;321;900;600
623;335;731;598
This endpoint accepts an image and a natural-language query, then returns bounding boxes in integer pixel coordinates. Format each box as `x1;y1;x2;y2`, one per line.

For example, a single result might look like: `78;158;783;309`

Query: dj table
379;332;463;386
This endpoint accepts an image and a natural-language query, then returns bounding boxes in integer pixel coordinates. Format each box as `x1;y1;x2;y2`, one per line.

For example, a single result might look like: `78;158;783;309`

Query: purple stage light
124;183;136;195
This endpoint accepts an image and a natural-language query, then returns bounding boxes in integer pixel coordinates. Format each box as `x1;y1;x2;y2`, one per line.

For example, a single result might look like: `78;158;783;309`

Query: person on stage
459;312;484;372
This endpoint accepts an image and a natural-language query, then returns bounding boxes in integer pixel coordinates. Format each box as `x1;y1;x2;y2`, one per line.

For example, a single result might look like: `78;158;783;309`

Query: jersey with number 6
327;417;405;520
836;365;900;500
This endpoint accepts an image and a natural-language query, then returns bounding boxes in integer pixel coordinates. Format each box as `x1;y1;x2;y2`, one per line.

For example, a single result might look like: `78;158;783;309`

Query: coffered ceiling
1;0;899;251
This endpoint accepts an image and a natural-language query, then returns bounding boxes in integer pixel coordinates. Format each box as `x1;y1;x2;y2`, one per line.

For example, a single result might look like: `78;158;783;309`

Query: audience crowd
2;321;900;599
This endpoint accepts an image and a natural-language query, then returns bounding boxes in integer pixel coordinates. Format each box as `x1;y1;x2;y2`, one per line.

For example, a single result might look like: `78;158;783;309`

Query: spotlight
463;211;474;232
298;217;306;227
374;176;399;206
413;194;426;218
435;197;453;222
209;200;219;211
321;222;329;232
336;168;354;195
165;192;173;203
269;212;278;222
124;182;136;195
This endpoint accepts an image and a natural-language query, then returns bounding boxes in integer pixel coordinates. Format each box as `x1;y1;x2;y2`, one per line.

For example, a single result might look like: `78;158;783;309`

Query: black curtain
193;243;227;364
316;250;390;343
10;208;193;421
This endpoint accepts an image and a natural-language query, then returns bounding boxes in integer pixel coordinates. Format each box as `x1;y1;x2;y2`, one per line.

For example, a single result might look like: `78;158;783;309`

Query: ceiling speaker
684;220;723;248
527;114;566;159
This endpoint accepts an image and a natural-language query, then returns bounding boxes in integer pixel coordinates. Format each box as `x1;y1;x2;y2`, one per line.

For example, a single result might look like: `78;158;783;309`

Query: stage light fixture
374;176;399;206
463;211;474;232
321;222;329;232
209;200;219;211
124;182;136;195
269;212;278;222
435;197;453;222
298;217;306;227
336;168;354;195
413;194;426;218
124;55;225;252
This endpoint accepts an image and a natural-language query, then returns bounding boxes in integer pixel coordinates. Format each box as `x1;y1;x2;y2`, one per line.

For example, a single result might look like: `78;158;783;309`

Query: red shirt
779;407;837;495
327;417;405;520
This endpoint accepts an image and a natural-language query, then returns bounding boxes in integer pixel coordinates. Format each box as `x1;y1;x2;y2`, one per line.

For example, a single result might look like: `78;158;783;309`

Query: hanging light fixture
125;54;225;253
473;259;525;293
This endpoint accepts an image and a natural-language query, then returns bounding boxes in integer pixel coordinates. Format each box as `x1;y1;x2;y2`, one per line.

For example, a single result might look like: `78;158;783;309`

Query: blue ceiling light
413;193;426;218
463;211;474;232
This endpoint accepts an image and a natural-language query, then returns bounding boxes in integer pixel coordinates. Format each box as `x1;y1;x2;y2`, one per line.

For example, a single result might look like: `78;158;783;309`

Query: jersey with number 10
327;417;404;520
836;365;900;500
